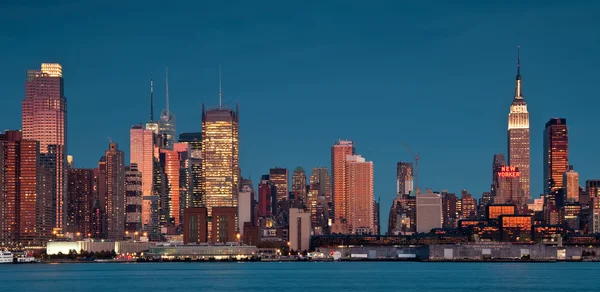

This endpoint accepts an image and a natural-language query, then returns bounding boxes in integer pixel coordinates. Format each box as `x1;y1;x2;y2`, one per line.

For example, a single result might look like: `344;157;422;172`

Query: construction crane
402;142;420;192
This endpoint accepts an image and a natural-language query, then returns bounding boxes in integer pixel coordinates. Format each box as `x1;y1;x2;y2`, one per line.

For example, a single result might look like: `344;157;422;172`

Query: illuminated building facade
159;149;181;226
494;166;525;211
331;140;354;223
66;168;95;237
442;192;459;228
183;207;208;244
563;166;579;203
499;215;532;242
461;191;477;219
211;207;237;243
346;154;374;234
103;143;125;241
292;167;307;205
544;118;568;194
491;154;506;197
396;162;413;195
23;63;67;232
178;133;202;208
0;131;52;246
129;125;155;228
563;203;581;231
586;180;600;199
125;164;143;234
201;104;239;237
310;167;331;204
308;182;320;225
258;175;275;218
486;204;516;220
507;50;531;200
270;167;288;203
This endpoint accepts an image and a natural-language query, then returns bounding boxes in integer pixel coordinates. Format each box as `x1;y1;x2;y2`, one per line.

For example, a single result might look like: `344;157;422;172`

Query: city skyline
2;2;600;229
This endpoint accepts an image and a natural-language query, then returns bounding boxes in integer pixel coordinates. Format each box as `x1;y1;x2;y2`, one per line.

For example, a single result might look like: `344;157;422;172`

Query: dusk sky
1;1;599;225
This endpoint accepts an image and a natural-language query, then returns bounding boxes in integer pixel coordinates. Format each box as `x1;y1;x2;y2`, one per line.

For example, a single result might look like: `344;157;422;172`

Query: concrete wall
429;243;600;260
47;241;149;255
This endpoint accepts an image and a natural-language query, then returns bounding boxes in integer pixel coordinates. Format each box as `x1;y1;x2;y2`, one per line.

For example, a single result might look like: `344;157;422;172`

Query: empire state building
507;47;530;201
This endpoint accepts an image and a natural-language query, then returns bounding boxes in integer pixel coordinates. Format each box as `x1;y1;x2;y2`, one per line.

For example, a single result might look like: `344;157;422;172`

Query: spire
515;46;522;98
165;67;170;113
218;65;222;109
150;78;154;121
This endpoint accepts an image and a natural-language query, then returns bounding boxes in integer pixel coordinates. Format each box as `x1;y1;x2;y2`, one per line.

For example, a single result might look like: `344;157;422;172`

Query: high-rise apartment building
179;133;202;208
201;103;239;237
289;208;311;251
22;63;67;232
0;131;53;246
564;166;579;203
103;143;125;241
507;50;531;200
130;125;155;228
66;168;95;237
270;168;289;203
331;140;354;223
125;164;143;235
396;162;413;196
292;167;307;205
544;118;569;194
345;154;374;234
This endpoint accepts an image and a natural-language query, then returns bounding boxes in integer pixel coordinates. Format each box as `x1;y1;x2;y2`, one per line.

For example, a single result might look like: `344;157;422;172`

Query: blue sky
1;1;600;229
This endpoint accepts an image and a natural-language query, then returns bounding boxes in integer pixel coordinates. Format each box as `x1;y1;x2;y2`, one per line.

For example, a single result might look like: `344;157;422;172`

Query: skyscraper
125;164;143;235
309;167;331;204
201;102;239;236
130;125;155;228
179;133;202;207
22;63;67;232
258;175;276;218
507;49;531;200
564;166;579;203
396;162;413;196
416;189;442;233
345;154;375;234
0;130;53;246
491;154;506;196
103;142;125;241
270;168;289;203
543;118;569;194
292;167;307;205
160;148;181;226
67;168;95;237
159;69;176;150
331;140;354;223
494;166;524;211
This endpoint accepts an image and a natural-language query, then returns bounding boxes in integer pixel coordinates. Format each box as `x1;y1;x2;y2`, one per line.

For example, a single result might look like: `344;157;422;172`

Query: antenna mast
219;65;222;109
165;67;169;113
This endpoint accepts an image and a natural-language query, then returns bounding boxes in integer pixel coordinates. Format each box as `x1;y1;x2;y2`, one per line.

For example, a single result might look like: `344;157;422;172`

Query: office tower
396;162;413;195
479;192;494;219
269;167;289;203
544;118;569;194
374;198;380;235
461;191;477;219
442;192;458;228
258;175;276;218
159;149;180;226
564;166;579;203
563;203;581;230
125;164;143;235
183;207;208;244
238;181;253;236
174;143;191;225
507;49;531;200
289;208;311;251
103;143;125;241
22;63;67;232
66;168;95;236
586;180;600;199
179;133;202;207
416;189;442;233
130;125;155;228
309;167;331;204
0;131;52;246
345;154;374;234
159;69;176;150
307;182;320;226
201;102;239;238
491;154;506;196
211;207;237;243
494;166;525;211
331;140;354;223
292;167;307;205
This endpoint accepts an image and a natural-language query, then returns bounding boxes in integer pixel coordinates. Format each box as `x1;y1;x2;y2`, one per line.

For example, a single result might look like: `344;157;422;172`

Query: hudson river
2;262;597;291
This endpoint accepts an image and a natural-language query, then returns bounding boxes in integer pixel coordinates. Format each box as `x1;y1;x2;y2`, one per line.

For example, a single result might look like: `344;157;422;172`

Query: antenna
165;67;169;113
219;65;222;109
108;136;112;143
150;78;154;121
517;45;521;77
